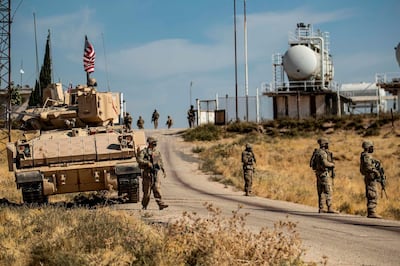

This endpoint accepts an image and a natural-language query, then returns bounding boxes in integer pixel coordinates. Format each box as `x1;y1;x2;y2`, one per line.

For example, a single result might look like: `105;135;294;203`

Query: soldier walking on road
166;116;173;129
310;138;337;213
360;141;383;219
151;109;160;129
124;112;132;131
137;137;168;210
242;143;256;196
136;116;144;129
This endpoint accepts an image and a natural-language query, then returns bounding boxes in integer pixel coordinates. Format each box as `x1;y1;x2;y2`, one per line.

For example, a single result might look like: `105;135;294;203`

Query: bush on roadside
226;121;259;133
183;124;222;141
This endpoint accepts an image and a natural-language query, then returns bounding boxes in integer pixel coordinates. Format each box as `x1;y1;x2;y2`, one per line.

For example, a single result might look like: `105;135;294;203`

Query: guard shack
376;72;400;113
195;99;226;126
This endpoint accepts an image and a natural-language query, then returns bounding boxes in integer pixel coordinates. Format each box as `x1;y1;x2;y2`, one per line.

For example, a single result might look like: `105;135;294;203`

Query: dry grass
162;203;308;265
198;121;400;220
0;204;314;265
0;129;23;203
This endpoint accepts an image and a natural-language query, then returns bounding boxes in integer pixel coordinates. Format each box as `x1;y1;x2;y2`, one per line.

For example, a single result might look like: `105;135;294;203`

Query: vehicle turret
21;81;120;131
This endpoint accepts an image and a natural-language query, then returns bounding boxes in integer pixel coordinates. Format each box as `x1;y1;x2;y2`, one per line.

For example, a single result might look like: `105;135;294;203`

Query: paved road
117;129;400;265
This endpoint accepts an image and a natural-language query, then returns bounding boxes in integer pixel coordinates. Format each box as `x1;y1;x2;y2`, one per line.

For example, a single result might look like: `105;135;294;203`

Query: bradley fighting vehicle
6;79;146;203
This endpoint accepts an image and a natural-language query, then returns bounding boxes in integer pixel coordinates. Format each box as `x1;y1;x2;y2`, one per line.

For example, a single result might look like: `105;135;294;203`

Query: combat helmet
318;138;329;146
147;136;157;144
88;77;97;87
362;141;373;149
245;143;252;150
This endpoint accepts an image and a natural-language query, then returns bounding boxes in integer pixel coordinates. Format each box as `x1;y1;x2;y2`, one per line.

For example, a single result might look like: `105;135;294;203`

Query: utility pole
244;0;249;121
189;80;193;106
33;12;41;99
0;0;12;141
233;0;239;121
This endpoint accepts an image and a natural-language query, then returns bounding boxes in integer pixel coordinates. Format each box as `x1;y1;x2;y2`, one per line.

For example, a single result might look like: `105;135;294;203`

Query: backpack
360;152;368;175
310;149;322;171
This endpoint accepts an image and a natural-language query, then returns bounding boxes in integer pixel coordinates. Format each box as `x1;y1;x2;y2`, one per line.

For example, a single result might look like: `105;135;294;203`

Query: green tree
10;85;22;106
28;80;41;106
29;30;52;106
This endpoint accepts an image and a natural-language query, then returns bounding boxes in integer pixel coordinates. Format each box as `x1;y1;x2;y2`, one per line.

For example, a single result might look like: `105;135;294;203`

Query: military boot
158;203;169;210
367;210;382;219
327;206;338;214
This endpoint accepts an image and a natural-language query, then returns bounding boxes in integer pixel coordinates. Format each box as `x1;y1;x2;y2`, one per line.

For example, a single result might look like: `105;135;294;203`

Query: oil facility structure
375;43;400;113
264;23;347;119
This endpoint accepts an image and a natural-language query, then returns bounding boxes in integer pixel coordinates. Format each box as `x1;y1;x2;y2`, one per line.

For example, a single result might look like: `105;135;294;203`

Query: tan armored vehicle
7;81;146;203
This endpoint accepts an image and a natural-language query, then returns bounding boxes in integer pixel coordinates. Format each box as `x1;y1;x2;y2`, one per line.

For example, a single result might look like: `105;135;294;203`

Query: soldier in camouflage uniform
242;143;256;196
360;141;382;219
136;116;144;129
124;112;132;131
310;138;337;213
187;105;195;128
151;109;160;129
166;116;173;129
137;137;168;210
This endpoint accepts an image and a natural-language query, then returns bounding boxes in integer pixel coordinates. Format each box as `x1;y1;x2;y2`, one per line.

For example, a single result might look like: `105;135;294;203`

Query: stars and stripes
83;35;96;73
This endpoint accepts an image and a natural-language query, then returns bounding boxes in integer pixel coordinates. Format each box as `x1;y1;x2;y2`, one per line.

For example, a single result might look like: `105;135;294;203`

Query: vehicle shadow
0;191;130;209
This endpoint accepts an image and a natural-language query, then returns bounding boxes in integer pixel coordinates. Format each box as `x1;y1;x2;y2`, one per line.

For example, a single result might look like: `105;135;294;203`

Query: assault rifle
374;160;388;199
327;151;335;187
149;152;165;184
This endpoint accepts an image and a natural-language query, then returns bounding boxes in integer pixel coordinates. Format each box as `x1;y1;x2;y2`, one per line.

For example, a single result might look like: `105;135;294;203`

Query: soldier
151;109;160;129
242;143;256;196
360;141;382;219
136;116;144;129
88;77;97;87
166;115;173;129
187;105;195;128
310;138;337;213
137;137;168;210
124;112;132;131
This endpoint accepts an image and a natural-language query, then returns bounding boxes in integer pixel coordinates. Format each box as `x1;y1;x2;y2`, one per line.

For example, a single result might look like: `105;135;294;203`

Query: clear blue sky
11;0;400;127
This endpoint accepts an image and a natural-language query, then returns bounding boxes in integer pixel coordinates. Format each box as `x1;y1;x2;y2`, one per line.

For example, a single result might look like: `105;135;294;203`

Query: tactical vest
243;151;255;166
142;148;162;169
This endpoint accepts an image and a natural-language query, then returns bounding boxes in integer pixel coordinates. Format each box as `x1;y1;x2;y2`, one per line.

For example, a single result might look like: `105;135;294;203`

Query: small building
340;82;397;114
376;72;400;113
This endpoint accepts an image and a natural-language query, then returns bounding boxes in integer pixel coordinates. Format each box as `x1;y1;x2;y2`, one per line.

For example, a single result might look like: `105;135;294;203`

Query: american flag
83;35;95;73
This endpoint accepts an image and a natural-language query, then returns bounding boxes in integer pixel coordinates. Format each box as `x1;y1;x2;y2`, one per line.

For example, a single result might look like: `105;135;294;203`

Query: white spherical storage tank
283;45;321;81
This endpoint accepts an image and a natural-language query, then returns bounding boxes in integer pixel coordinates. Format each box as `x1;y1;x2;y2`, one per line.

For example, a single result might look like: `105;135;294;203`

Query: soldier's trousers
364;174;378;213
141;169;165;208
243;167;254;194
316;172;332;209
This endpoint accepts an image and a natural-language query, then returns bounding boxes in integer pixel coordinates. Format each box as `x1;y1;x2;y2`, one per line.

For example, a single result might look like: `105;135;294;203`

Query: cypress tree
28;80;41;106
28;30;52;106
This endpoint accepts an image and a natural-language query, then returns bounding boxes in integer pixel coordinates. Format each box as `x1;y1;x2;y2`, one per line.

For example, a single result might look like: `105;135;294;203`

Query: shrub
192;146;205;153
226;121;259;133
183;124;221;141
162;203;306;265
